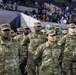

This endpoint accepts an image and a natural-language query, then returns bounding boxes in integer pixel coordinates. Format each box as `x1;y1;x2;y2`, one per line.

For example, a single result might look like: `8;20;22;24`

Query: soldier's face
18;31;23;34
10;32;15;37
1;29;11;38
34;26;41;32
24;28;30;35
48;35;56;42
68;28;75;35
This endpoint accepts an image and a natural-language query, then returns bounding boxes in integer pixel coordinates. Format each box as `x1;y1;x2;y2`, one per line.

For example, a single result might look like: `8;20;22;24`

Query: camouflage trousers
39;68;61;75
62;61;76;75
26;60;36;75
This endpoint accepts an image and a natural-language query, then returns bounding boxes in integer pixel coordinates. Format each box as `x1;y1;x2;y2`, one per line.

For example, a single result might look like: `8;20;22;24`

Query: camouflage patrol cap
67;23;76;28
17;28;22;32
34;22;41;27
11;29;14;33
23;25;29;29
62;30;68;34
53;24;59;28
41;29;46;33
0;23;11;31
47;30;56;36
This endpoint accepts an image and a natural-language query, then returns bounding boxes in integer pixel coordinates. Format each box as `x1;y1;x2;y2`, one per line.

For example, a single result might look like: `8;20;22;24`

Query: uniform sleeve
18;42;23;59
34;45;43;61
58;35;66;46
21;35;30;46
57;35;66;63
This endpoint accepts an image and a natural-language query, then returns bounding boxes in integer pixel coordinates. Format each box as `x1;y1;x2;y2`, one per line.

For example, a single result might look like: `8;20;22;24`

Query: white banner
21;13;40;32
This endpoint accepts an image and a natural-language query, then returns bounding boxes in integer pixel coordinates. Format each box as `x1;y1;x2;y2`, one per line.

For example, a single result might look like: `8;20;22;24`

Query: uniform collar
0;37;13;45
46;42;50;47
0;37;5;45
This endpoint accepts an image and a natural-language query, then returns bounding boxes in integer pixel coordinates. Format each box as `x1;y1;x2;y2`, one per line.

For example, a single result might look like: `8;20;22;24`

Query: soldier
19;25;30;75
34;30;61;75
41;29;47;35
52;24;60;34
14;28;23;41
23;25;30;36
0;24;22;75
60;30;68;38
52;24;61;42
58;23;76;75
10;29;16;38
17;28;23;35
21;22;47;75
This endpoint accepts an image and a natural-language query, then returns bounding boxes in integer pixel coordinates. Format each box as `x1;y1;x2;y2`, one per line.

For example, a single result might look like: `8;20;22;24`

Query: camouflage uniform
34;30;61;75
10;29;16;39
58;23;76;75
14;28;23;41
60;30;68;38
21;22;47;75
19;25;30;75
0;24;22;75
52;24;61;42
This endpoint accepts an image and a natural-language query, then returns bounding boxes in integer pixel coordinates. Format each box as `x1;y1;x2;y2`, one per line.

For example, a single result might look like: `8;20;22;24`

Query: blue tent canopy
0;9;20;31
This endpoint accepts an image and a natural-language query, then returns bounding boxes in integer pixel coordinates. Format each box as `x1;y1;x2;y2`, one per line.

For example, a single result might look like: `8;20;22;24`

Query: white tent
21;13;40;32
21;13;68;32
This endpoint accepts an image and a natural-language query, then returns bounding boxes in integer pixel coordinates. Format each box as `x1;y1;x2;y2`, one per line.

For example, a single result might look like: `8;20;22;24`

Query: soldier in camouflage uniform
17;28;23;35
41;29;47;35
60;30;68;38
58;23;76;75
14;28;23;41
0;24;22;75
34;30;61;75
21;22;47;75
19;25;30;75
10;29;16;39
52;24;61;42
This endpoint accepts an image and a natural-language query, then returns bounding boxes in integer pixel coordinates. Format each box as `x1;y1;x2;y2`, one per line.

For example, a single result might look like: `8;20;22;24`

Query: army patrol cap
47;30;56;36
34;22;41;27
41;29;46;33
62;30;68;34
0;23;11;31
23;25;29;29
11;29;14;33
53;24;59;28
68;23;76;28
17;28;23;32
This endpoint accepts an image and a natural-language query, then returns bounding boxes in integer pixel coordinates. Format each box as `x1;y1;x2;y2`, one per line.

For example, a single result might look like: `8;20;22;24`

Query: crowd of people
0;22;76;75
0;0;76;24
